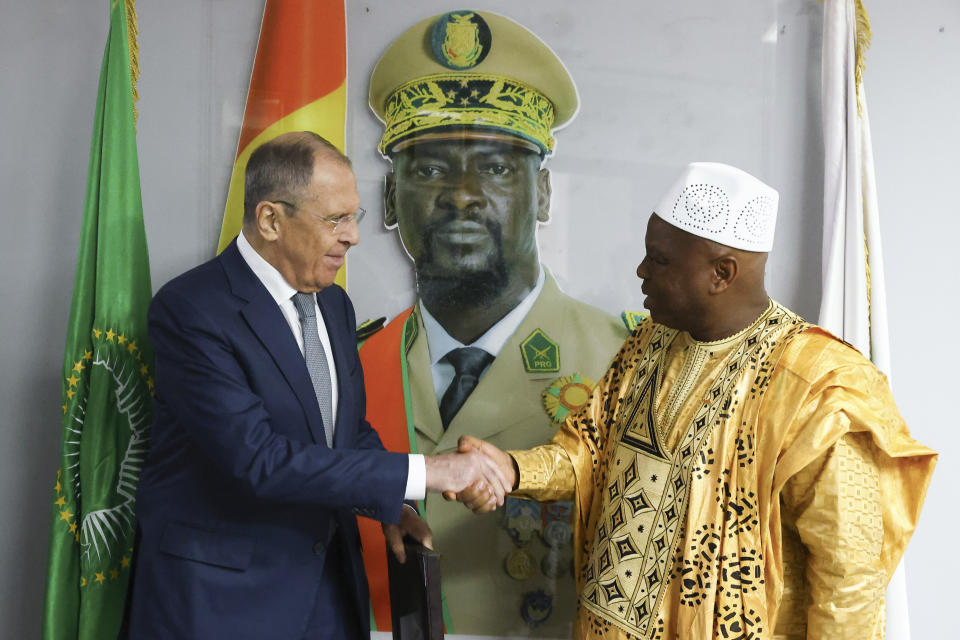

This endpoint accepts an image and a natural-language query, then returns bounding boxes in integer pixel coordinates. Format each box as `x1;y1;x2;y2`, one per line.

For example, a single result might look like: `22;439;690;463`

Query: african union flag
41;1;153;638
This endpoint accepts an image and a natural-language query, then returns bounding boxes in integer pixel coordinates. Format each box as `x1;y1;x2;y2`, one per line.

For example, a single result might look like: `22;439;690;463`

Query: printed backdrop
337;3;776;638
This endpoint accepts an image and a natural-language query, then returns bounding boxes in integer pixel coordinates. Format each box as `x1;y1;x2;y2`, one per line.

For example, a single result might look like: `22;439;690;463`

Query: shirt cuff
403;454;426;500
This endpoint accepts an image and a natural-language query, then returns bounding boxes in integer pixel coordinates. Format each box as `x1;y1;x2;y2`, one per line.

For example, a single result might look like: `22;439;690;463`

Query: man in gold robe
455;162;937;639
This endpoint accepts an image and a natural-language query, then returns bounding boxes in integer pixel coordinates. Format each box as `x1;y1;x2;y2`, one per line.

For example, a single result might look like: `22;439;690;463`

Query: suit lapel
407;311;445;452
221;242;327;446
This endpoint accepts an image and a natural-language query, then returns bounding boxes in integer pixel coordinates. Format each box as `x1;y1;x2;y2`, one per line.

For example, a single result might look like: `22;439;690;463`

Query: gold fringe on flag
819;0;873;116
854;0;873;354
819;0;876;353
854;0;872;116
125;0;140;123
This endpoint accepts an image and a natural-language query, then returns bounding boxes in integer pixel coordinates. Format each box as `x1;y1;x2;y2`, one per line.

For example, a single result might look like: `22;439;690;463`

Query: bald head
243;132;351;227
636;214;769;341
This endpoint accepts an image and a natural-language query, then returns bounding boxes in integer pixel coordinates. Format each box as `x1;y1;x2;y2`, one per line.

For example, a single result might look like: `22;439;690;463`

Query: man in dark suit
128;132;508;639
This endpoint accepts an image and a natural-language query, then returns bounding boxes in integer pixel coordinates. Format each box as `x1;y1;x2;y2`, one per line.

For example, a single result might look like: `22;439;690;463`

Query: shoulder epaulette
356;317;387;347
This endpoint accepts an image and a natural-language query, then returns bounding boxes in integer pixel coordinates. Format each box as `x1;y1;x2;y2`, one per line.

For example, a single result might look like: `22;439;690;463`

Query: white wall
0;1;955;637
867;3;960;637
0;4;107;635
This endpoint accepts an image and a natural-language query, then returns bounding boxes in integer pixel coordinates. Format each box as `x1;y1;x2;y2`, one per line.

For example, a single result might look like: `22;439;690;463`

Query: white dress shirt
237;232;425;500
420;267;545;404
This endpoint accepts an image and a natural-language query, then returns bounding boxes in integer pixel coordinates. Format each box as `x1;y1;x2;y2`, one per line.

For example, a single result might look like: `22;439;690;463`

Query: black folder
386;541;443;640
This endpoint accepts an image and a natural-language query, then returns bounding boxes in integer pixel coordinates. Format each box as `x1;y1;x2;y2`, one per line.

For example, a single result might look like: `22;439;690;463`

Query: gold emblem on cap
371;11;579;157
442;13;483;68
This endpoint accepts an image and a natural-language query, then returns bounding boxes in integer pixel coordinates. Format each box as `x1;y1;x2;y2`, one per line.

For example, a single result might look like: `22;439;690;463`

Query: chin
649;313;670;328
419;261;490;280
305;276;337;291
444;251;496;271
646;309;677;328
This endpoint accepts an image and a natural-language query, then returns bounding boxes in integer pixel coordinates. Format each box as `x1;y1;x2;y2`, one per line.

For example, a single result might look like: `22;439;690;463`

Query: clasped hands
386;437;517;563
427;435;516;514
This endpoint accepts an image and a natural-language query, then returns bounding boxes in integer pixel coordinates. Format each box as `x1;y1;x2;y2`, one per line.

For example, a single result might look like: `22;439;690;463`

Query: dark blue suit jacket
129;241;408;639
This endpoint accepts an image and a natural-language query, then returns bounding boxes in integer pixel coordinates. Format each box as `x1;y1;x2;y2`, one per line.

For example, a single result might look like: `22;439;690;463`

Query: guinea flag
216;0;348;289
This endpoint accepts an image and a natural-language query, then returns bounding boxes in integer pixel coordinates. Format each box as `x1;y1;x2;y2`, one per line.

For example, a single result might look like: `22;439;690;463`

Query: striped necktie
292;292;334;447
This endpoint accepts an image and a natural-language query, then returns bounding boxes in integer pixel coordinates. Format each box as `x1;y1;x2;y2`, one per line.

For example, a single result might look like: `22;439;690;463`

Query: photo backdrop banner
336;3;775;638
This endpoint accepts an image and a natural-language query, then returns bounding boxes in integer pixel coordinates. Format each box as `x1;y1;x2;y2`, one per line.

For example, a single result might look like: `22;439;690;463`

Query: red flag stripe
237;0;346;155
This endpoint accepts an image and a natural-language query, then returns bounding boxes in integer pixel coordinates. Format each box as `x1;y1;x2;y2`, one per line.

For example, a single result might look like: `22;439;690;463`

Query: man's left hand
382;505;433;564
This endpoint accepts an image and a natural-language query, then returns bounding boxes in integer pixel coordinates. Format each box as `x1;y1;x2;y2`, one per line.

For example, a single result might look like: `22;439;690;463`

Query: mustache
414;211;508;307
413;211;503;277
420;209;501;240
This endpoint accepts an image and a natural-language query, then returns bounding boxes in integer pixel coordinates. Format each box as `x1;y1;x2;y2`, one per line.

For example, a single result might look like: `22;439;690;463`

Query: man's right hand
424;447;511;510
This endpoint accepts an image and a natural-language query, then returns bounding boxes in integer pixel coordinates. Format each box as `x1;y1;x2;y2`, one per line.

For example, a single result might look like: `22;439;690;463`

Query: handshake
424;436;516;514
384;436;518;563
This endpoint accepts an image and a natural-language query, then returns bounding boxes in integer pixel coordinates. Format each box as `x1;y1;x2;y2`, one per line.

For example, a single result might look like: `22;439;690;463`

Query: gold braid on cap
379;73;556;155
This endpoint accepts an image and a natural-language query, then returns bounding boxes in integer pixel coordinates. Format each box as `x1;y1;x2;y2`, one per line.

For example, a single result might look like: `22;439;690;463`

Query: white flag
820;1;907;638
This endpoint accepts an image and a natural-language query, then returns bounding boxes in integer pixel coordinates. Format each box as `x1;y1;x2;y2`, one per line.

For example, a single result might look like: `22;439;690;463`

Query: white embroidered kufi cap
654;162;779;252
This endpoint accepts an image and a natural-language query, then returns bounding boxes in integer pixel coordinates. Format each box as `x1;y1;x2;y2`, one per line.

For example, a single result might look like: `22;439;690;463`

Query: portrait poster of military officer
352;11;635;638
339;3;779;638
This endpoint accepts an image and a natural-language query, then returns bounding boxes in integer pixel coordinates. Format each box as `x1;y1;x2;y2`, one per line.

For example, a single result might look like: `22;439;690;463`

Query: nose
438;171;486;212
636;256;649;279
338;217;360;246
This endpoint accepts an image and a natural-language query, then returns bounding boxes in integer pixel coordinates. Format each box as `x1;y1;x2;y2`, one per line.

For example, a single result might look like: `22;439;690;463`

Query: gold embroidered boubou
569;302;808;639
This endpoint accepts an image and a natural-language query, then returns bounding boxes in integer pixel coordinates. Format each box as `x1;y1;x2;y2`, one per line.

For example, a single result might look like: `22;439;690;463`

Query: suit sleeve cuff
403;454;426;500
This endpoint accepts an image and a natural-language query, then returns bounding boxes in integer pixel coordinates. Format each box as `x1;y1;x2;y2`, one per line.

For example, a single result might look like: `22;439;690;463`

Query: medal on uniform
542;373;595;423
540;546;573;579
502;496;541;545
505;547;536;581
521;589;554;628
541;502;573;548
542;520;572;550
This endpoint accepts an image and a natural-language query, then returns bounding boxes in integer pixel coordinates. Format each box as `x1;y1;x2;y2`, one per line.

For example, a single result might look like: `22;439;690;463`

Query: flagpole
820;2;909;638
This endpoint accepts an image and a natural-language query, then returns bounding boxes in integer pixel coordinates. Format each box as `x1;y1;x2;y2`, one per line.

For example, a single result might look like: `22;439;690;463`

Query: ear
710;255;738;294
383;173;398;228
255;201;283;242
536;168;551;223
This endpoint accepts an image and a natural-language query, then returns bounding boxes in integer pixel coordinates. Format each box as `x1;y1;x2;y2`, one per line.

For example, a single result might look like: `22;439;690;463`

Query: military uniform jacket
359;272;629;637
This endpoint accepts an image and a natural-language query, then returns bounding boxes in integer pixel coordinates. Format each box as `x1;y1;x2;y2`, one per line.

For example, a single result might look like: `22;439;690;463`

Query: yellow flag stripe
217;81;348;289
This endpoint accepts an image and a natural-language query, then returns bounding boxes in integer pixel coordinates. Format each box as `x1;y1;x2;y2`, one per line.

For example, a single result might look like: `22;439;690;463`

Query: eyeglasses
274;200;366;234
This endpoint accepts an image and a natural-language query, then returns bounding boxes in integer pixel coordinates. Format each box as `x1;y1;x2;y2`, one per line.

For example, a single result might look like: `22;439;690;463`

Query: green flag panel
42;2;153;639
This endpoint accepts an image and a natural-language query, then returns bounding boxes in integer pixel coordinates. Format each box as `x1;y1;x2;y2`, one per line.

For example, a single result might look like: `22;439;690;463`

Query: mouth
325;254;346;268
640;287;653;309
432;220;491;245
